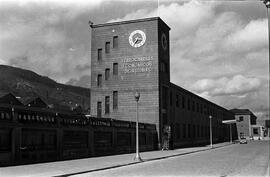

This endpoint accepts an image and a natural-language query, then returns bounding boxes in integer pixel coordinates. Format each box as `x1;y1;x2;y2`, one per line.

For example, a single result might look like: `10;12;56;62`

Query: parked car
239;137;247;144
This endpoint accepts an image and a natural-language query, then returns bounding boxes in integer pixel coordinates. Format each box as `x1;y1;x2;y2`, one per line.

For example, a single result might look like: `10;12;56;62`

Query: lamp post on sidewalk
262;0;270;49
229;124;232;143
209;115;213;148
134;91;142;162
262;1;270;129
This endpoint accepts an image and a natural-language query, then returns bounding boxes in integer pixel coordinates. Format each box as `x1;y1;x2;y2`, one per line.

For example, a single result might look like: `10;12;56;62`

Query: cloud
107;1;268;120
109;1;217;39
0;2;92;83
0;1;267;120
223;18;267;53
191;75;261;97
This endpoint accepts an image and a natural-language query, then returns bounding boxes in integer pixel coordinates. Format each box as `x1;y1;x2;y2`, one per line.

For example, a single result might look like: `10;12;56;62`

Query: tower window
97;74;102;87
182;96;185;109
160;61;168;73
113;36;118;48
105;68;110;80
98;49;102;61
113;91;118;109
105;42;110;53
97;102;102;118
176;95;179;107
113;63;118;75
105;96;110;114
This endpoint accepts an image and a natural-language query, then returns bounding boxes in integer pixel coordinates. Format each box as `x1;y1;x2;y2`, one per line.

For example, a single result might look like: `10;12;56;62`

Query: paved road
73;141;269;177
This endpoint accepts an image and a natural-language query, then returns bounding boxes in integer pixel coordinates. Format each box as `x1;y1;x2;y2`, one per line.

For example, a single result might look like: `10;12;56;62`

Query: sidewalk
0;142;234;177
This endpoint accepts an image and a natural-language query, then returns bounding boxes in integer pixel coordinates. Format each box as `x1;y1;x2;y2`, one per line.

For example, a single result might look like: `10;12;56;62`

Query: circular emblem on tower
129;30;146;48
161;33;167;51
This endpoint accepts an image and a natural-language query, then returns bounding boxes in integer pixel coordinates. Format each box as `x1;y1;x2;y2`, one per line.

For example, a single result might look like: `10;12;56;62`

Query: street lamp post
209;115;213;148
229;124;232;143
262;0;270;49
134;91;142;162
262;1;270;131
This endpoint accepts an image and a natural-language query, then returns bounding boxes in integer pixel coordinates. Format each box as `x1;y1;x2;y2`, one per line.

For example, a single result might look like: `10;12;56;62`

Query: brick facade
90;17;236;149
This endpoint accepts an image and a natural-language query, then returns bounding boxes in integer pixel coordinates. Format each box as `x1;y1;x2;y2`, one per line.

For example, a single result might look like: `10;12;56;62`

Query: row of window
175;123;221;140
97;63;118;87
97;91;118;117
18;113;56;123
0;112;11;120
97;36;119;61
164;88;221;117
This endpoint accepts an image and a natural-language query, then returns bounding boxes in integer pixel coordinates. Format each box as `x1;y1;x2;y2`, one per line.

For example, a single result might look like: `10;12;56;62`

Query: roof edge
90;17;170;30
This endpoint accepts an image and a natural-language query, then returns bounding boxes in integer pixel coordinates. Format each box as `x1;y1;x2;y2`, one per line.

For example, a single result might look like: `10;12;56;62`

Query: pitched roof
0;93;23;106
230;108;256;117
26;97;48;108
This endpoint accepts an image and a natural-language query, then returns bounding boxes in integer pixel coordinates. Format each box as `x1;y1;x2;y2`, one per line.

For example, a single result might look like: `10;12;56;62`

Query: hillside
0;65;90;111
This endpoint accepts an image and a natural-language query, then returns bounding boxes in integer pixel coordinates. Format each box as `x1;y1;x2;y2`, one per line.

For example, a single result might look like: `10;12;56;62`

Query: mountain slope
0;65;90;111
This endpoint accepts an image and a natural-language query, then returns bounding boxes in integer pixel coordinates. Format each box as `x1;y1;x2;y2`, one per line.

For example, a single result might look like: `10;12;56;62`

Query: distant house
251;125;264;140
26;97;48;108
230;109;257;139
0;93;23;106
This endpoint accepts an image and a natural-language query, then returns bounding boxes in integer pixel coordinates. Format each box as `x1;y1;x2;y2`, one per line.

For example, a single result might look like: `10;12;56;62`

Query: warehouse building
230;109;257;140
90;17;237;149
0;93;156;166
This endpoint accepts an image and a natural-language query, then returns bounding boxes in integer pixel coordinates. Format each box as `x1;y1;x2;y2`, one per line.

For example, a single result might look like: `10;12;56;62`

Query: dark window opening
97;74;102;87
113;91;118;109
160;61;168;73
253;129;258;135
113;63;118;75
182;96;185;108
113;36;118;48
239;116;243;121
105;96;110;114
97;102;102;118
105;42;110;53
105;68;110;80
98;49;102;61
176;95;179;107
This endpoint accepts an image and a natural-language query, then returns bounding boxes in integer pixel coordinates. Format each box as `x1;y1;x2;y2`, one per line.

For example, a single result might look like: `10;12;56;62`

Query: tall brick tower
90;17;170;143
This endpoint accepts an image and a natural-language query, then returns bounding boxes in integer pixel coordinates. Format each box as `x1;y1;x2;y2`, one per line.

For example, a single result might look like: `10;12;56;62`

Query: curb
55;143;234;177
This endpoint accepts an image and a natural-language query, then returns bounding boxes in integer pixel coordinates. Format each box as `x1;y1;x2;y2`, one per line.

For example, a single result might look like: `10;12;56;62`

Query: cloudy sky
0;0;268;121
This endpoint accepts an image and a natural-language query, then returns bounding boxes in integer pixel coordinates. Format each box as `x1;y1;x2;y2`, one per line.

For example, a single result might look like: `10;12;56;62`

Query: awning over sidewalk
222;120;236;124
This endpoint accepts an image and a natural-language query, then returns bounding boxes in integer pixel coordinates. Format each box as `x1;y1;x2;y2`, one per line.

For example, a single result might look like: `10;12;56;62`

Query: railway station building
90;17;237;149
